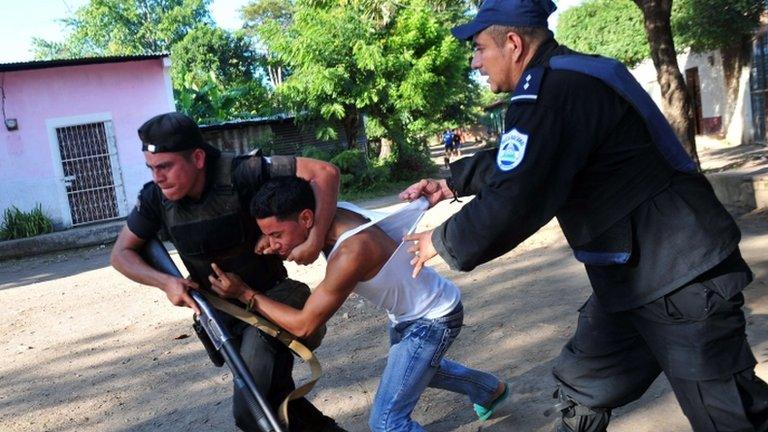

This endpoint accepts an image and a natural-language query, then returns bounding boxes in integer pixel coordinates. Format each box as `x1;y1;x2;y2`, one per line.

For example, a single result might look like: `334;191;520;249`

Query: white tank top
327;198;461;323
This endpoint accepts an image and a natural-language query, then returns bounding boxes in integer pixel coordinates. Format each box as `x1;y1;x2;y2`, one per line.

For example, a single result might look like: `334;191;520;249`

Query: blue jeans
369;303;500;431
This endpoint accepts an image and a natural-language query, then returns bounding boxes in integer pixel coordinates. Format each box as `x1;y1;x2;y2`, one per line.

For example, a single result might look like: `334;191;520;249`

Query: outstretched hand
398;179;453;208
404;229;438;278
208;263;249;301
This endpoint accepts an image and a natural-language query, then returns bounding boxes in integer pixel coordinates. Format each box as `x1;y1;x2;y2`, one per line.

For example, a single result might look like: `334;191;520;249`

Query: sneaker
473;382;510;421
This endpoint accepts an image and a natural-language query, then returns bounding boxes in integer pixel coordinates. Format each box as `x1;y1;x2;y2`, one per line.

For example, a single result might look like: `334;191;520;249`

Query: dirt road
1;198;767;432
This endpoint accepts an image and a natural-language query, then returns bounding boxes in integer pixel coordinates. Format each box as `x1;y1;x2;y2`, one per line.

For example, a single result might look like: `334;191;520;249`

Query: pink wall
0;58;174;226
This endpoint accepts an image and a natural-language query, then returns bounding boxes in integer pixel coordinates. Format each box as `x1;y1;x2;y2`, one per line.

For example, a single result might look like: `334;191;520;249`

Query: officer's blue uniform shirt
432;40;743;312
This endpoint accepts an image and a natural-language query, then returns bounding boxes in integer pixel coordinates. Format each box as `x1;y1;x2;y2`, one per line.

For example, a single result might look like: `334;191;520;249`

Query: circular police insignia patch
497;128;528;172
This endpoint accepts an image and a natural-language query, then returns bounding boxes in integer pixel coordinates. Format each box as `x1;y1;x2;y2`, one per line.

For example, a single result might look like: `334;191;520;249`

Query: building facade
0;55;174;229
630;49;754;146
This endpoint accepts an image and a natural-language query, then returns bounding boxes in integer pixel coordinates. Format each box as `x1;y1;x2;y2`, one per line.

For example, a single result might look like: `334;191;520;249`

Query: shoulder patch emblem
497;128;528;172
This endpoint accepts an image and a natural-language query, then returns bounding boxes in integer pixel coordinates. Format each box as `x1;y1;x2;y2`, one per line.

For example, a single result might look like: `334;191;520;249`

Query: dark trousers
231;321;337;432
553;259;768;431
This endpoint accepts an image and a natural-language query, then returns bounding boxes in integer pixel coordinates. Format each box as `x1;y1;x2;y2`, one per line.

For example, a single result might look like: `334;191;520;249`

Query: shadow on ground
1;195;767;432
0;245;110;291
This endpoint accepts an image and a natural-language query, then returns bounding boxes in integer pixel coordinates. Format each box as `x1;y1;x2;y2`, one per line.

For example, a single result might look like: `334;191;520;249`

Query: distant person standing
452;128;464;156
442;129;455;168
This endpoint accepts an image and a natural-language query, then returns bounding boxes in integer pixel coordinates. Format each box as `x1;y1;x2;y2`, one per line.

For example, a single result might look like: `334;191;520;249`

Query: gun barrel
141;239;284;432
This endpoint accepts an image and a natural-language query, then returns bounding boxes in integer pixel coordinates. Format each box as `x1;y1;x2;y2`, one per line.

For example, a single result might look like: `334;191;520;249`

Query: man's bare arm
110;226;200;314
210;240;374;339
290;157;340;264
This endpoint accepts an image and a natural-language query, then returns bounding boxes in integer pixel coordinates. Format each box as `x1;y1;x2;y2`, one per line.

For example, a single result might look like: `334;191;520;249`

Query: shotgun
140;238;284;432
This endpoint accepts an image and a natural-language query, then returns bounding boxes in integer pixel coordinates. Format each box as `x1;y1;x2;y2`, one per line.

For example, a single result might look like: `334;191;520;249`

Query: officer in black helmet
400;1;768;431
111;112;345;432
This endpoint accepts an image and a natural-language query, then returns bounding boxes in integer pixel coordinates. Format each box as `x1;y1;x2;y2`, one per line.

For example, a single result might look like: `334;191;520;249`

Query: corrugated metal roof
0;54;169;72
200;115;366;156
199;113;296;130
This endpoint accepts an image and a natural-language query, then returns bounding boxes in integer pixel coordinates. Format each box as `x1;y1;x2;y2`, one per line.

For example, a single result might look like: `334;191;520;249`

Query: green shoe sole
474;382;510;421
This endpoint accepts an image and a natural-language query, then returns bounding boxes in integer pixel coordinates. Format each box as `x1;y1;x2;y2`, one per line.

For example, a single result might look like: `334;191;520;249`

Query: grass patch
0;205;54;240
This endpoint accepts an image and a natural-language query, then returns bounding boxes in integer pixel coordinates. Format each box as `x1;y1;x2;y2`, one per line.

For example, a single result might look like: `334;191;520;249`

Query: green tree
252;0;477;158
29;39;74;59
32;0;213;58
241;0;294;87
171;26;258;86
558;0;763;162
33;1;276;123
556;0;648;67
171;25;273;122
174;71;251;123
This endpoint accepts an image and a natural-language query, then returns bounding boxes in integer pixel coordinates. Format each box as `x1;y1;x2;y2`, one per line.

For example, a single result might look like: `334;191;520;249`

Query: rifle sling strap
199;291;322;427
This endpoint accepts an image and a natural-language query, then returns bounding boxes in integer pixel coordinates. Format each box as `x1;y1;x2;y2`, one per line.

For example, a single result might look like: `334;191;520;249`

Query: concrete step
706;166;768;215
0;220;123;261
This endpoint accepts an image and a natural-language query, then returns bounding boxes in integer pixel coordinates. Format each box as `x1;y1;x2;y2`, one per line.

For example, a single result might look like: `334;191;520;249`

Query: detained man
208;176;509;431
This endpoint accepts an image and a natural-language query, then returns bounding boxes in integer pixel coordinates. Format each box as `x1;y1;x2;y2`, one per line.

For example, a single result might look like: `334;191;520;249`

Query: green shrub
339;173;355;189
366;163;390;186
0;205;54;240
331;149;368;177
300;146;332;162
330;149;390;191
385;144;438;181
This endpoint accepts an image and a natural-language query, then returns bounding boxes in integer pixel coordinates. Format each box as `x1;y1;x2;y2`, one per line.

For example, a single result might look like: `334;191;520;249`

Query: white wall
629;48;752;145
683;51;727;119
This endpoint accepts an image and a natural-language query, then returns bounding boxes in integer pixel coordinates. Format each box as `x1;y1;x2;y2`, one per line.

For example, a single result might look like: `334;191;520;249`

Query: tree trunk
720;37;750;139
633;0;700;169
267;64;283;88
380;123;405;162
378;137;394;160
342;108;360;149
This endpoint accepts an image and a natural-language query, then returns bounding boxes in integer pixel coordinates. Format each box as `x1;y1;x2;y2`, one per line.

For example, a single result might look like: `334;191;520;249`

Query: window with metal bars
55;122;120;225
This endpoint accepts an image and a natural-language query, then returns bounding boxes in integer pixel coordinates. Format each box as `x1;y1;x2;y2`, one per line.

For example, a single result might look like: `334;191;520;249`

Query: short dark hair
250;177;316;220
485;24;552;48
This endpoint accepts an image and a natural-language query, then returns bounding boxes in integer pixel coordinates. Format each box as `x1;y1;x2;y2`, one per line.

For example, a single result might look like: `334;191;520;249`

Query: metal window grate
56;122;120;225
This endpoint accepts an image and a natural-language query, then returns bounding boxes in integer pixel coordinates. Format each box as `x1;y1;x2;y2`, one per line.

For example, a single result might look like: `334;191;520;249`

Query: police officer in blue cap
400;1;768;431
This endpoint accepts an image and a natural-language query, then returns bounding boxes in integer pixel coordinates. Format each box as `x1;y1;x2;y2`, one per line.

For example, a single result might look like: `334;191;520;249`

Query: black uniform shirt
128;154;296;241
433;40;743;312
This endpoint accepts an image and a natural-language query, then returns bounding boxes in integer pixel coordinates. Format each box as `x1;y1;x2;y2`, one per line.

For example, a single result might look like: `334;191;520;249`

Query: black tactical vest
160;153;287;291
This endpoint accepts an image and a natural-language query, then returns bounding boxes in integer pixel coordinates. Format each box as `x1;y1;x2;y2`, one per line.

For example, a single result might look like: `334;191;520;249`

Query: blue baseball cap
451;0;557;41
